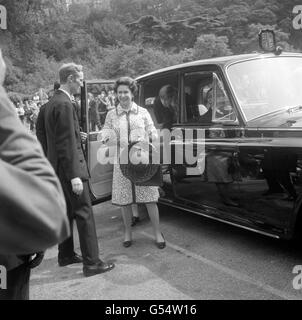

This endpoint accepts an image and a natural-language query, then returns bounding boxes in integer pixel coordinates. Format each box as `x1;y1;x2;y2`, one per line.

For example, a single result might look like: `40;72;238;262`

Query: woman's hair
114;77;138;96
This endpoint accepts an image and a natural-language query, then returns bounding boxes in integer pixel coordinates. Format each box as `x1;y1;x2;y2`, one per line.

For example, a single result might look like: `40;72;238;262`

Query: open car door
81;80;115;203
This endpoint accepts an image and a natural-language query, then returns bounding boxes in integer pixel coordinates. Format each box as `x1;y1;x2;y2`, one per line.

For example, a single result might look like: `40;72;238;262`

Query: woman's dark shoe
156;233;166;249
131;216;140;227
123;240;132;248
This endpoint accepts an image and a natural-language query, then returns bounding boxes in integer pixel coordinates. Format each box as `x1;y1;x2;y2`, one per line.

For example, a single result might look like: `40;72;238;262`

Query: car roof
85;79;115;84
135;52;302;81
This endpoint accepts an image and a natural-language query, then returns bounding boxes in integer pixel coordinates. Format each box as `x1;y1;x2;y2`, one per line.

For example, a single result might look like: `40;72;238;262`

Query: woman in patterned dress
100;77;165;249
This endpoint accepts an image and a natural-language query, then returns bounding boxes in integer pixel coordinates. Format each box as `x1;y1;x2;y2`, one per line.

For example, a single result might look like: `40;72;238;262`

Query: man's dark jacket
36;103;48;155
44;90;89;181
0;87;69;271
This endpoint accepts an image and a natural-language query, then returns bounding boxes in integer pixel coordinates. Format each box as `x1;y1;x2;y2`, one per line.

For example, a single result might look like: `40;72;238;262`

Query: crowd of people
14;99;41;133
12;86;118;135
88;89;117;131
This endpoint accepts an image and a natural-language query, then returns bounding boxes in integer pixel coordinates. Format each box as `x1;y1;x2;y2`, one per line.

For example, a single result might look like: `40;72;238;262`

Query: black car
81;45;302;242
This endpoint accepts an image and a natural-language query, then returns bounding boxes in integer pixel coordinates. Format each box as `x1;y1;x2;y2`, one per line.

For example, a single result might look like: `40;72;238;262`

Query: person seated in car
185;86;195;121
153;85;178;130
197;87;213;123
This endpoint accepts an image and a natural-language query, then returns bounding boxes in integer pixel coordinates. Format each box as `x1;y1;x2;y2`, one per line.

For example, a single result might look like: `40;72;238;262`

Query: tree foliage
0;0;299;95
190;34;232;60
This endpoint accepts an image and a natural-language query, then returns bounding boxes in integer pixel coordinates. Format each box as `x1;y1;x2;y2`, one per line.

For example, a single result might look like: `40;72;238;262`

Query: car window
213;74;237;122
227;57;302;122
140;73;179;129
183;71;237;124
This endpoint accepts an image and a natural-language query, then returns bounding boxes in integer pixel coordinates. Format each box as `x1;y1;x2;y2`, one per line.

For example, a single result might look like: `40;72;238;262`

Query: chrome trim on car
159;198;281;239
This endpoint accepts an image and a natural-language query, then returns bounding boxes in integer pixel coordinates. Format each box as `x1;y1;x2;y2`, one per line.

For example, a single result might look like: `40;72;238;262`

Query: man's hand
0;49;6;85
28;252;45;269
98;131;109;144
71;177;83;195
80;132;87;143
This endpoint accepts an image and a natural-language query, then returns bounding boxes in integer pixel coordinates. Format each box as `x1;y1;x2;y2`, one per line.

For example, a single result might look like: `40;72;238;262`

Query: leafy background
0;0;301;96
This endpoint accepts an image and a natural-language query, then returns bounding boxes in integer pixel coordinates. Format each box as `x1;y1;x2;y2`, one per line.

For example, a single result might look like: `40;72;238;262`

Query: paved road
31;201;302;300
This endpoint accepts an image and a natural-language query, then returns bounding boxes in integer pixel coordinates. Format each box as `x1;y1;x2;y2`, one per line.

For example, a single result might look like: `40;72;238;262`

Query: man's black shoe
83;261;115;277
58;253;83;267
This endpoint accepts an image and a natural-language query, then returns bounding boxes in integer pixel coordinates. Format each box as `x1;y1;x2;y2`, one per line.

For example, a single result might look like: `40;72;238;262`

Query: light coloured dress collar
116;102;139;116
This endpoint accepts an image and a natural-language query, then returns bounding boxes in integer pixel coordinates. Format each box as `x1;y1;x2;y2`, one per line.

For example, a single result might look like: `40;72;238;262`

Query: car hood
248;109;302;128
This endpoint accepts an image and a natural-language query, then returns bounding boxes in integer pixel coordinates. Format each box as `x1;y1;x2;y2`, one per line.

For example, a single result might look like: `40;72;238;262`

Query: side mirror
259;29;276;52
258;29;282;55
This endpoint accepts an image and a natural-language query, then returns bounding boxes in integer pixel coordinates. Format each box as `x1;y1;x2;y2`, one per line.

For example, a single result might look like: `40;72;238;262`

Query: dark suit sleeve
36;104;47;155
0;87;69;255
54;101;81;181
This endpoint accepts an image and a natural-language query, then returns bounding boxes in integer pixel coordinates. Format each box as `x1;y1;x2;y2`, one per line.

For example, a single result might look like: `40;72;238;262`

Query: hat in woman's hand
120;141;160;184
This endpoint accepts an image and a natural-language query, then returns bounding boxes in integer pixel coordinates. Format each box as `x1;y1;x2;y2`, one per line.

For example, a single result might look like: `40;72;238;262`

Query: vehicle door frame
170;64;245;215
81;79;115;203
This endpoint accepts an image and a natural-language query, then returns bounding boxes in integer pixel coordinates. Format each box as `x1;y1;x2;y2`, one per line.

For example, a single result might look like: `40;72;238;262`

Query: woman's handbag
136;165;163;186
120;141;163;186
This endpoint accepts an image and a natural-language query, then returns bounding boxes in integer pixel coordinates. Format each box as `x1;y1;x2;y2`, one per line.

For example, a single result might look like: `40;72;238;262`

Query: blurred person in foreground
0;50;69;300
43;63;114;277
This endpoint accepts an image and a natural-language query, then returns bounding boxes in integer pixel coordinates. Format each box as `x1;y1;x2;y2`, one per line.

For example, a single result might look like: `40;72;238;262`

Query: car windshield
227;56;302;121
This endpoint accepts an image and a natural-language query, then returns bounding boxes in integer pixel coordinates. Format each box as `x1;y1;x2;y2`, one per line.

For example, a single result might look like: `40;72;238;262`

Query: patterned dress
101;103;159;206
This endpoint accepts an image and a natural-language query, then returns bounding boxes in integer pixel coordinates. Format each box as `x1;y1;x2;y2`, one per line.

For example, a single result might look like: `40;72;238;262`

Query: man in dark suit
36;82;60;155
0;50;69;300
43;62;114;277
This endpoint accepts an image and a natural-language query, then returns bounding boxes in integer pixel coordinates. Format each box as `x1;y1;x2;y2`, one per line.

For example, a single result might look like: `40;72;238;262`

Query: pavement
30;200;302;300
30;201;191;300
